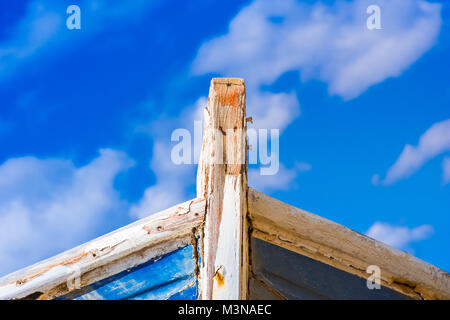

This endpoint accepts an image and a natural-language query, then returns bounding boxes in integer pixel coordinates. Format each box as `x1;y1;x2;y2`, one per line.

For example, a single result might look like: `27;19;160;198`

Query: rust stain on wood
191;228;200;278
214;83;244;108
143;226;151;234
226;164;242;176
213;271;225;288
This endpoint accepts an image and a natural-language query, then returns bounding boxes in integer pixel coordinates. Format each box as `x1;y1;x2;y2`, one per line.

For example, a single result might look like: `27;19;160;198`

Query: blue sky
0;0;449;276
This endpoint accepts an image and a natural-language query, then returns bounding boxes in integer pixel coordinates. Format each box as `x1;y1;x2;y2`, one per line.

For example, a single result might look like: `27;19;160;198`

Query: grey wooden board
249;237;411;300
248;277;283;300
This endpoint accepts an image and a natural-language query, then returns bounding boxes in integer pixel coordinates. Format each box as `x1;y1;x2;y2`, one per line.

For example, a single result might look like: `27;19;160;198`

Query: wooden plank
250;237;411;300
248;188;450;300
197;78;249;299
59;245;197;300
0;198;205;300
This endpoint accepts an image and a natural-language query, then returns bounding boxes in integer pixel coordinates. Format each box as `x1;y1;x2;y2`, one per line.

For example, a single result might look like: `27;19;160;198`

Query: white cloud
0;0;157;78
366;222;433;250
442;157;450;185
382;119;450;185
0;149;133;275
249;162;311;193
0;3;62;75
129;98;206;219
248;91;300;131
193;0;441;131
129;141;196;219
295;162;312;172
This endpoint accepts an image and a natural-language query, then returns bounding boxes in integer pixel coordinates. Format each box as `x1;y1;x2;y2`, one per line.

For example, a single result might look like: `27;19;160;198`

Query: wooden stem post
197;78;249;299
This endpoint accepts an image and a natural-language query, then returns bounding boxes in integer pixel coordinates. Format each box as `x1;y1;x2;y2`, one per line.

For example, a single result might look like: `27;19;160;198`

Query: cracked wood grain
197;78;249;300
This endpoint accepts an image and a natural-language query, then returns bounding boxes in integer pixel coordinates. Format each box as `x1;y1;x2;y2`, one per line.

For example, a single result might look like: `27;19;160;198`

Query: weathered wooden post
197;78;249;299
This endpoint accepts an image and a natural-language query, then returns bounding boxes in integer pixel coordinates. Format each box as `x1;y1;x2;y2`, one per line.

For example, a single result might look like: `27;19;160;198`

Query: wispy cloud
0;149;133;276
380;119;450;185
0;0;158;79
193;0;442;142
0;2;62;76
249;162;311;193
130;98;205;219
129;140;196;219
248;91;300;132
371;173;381;186
366;222;433;251
442;157;450;185
193;0;442;117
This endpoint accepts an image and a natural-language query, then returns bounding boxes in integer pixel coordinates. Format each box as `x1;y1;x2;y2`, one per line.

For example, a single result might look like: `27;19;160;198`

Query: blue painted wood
59;245;198;300
168;281;198;300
